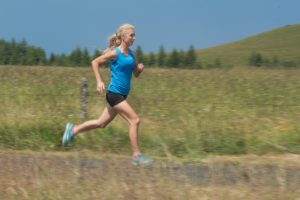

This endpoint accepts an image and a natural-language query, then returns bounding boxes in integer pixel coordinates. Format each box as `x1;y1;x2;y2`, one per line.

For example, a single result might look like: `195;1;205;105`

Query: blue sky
0;0;299;55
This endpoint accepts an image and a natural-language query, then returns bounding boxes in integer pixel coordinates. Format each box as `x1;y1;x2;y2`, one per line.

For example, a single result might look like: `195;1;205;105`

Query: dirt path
1;151;300;199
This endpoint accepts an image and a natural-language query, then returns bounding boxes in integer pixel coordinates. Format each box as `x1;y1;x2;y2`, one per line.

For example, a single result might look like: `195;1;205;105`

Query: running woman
62;23;153;166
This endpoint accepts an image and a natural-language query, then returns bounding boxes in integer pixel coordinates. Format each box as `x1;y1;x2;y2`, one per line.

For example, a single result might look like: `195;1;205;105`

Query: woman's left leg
113;100;153;165
113;100;141;156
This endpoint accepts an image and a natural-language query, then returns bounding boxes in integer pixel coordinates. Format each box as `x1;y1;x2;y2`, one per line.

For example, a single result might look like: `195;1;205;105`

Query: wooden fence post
80;77;89;121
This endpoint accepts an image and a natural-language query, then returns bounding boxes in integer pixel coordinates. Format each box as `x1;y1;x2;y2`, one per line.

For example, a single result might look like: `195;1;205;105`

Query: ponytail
104;23;135;53
106;33;121;51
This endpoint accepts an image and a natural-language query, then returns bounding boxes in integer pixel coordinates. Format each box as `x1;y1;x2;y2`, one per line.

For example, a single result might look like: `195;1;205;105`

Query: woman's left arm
133;51;144;77
134;63;144;77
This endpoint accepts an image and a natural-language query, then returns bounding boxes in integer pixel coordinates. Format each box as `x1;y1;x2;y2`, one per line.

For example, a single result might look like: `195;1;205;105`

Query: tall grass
0;66;300;158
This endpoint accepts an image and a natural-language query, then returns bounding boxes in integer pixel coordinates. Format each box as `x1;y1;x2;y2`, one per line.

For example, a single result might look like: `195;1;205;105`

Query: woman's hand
134;63;144;77
137;63;144;72
97;81;105;96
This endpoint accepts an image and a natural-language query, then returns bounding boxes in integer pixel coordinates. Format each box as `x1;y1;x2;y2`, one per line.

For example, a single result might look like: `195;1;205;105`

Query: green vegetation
248;52;299;68
135;45;199;68
1;66;300;158
2;24;300;69
0;39;47;65
0;37;199;68
197;24;300;67
0;38;93;67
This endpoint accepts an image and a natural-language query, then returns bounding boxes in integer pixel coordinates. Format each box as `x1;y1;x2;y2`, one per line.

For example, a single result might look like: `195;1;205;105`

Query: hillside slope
197;24;300;66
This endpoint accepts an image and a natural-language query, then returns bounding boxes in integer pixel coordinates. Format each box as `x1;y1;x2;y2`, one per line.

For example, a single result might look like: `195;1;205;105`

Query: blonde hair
104;23;135;53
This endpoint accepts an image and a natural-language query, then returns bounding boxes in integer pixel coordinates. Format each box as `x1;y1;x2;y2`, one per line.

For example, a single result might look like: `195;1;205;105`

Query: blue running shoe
132;155;153;166
62;123;74;146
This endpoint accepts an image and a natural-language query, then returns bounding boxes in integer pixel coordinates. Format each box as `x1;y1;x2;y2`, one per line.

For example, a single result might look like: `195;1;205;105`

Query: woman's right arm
91;49;117;95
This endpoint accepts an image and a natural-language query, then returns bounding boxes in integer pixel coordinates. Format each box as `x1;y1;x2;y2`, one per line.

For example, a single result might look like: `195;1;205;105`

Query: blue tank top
108;47;135;95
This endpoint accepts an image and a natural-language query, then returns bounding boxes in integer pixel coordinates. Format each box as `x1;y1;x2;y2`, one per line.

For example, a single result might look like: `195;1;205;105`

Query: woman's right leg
72;105;117;135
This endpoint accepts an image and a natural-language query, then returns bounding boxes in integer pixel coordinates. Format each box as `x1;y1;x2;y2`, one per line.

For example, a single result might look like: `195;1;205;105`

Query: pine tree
18;39;28;65
9;38;19;65
3;42;11;65
178;50;185;66
56;54;68;66
36;47;47;65
93;49;102;59
135;45;144;63
184;45;197;67
0;39;6;64
147;52;156;66
271;56;279;67
214;58;222;68
49;53;56;66
249;52;263;67
168;48;180;67
81;48;90;66
25;47;36;65
157;45;166;67
69;47;82;66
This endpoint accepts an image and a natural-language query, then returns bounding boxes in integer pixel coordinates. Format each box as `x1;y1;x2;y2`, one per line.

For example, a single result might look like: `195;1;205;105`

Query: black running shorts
106;91;127;107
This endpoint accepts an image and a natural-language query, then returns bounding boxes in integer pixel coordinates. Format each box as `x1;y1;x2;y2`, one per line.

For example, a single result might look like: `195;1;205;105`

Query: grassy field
0;65;300;158
197;24;300;66
1;65;300;199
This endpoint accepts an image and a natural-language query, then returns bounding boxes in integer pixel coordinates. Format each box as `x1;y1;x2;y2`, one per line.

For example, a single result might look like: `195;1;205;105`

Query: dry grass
1;150;300;200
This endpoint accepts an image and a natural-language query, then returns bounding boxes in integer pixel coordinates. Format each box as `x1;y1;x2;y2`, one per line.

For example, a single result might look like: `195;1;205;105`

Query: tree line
0;39;46;65
2;38;299;69
0;38;199;68
248;52;300;68
136;45;199;68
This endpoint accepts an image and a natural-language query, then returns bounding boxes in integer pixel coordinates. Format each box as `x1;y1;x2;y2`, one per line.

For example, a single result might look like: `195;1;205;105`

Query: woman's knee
96;120;107;128
130;116;140;125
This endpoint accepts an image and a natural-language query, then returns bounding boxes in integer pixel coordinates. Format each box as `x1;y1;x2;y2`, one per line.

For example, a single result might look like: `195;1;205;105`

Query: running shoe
62;122;74;146
132;154;153;166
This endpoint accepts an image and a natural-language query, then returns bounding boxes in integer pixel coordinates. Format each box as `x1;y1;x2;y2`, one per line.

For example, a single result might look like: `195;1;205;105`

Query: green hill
197;24;300;67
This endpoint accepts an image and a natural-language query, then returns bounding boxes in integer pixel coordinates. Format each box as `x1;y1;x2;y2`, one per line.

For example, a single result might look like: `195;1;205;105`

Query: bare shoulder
104;49;117;59
92;49;117;63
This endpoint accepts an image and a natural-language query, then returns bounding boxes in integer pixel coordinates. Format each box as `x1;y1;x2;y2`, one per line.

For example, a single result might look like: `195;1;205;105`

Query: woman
62;23;153;166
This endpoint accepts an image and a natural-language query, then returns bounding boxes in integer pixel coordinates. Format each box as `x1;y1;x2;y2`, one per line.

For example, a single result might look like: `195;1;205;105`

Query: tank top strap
115;47;134;57
114;47;121;56
128;48;134;57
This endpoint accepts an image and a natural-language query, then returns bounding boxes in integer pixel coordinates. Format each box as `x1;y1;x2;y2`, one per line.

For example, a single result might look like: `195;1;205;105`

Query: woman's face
122;28;136;46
